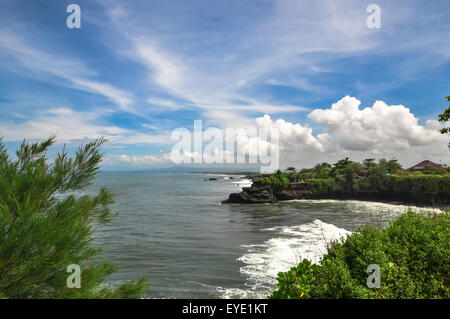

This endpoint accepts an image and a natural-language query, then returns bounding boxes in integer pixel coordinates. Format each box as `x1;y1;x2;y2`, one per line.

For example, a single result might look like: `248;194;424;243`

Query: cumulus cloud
104;96;450;170
7;96;446;171
308;96;448;153
107;113;325;169
256;114;325;153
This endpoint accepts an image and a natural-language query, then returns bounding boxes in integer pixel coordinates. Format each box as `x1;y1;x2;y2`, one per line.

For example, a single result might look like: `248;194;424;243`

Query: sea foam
232;178;253;189
218;219;351;298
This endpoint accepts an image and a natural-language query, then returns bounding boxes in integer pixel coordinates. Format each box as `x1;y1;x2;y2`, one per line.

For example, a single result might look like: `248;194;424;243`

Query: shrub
308;179;339;194
269;211;450;299
259;170;289;190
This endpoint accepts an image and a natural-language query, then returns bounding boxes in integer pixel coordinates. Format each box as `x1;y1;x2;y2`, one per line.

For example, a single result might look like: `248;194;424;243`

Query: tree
330;158;362;185
438;96;450;148
260;170;290;190
342;162;363;192
312;162;332;179
362;158;376;169
372;158;401;174
313;162;332;171
385;159;402;174
0;136;147;298
333;158;351;171
286;167;297;182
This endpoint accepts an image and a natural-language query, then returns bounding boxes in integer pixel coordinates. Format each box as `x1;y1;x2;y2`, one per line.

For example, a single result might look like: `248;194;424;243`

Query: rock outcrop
274;182;315;200
223;178;450;208
224;184;276;204
223;182;318;203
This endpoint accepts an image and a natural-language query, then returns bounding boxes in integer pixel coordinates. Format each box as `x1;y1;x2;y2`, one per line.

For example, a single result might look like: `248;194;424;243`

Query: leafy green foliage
363;158;376;169
438;96;450;148
269;211;450;299
274;158;447;203
357;174;450;201
259;170;289;190
285;167;297;182
307;178;339;194
0;136;147;298
269;259;321;299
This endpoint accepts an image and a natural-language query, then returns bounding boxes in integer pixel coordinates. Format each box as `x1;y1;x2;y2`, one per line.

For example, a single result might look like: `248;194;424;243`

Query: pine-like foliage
0;136;147;298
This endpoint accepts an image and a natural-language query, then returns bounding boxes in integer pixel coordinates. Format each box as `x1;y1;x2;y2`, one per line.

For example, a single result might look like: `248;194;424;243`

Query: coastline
222;180;450;210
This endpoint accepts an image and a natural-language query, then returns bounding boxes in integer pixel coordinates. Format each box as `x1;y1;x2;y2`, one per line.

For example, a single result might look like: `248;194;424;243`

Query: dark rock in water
223;182;314;203
222;178;450;208
223;185;277;204
209;178;218;181
229;176;234;179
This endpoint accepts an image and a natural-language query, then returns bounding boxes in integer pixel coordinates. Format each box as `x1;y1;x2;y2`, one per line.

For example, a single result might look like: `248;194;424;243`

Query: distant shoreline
99;170;257;175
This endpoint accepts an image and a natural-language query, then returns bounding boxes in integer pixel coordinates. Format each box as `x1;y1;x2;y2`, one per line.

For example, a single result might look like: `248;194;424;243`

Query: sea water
88;172;440;299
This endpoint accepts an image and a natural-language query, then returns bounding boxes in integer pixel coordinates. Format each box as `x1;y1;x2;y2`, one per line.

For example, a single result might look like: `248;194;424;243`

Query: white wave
286;199;443;214
232;178;253;189
216;286;257;299
218;219;351;299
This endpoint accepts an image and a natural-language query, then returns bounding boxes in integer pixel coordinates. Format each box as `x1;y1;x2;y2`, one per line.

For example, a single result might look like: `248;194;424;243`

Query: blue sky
0;0;449;170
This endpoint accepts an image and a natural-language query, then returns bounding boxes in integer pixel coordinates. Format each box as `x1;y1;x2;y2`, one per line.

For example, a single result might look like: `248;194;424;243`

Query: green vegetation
293;158;428;182
307;173;450;201
259;170;290;190
438;95;450;148
269;158;450;204
0;136;147;298
269;210;450;299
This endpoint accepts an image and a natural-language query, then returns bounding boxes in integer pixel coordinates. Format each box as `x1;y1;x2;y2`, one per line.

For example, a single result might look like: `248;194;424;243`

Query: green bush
0;136;147;298
308;179;339;194
269;211;450;299
259;170;289;190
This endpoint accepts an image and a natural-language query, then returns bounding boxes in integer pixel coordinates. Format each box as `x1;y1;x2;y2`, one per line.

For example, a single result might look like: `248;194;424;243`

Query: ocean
88;172;440;299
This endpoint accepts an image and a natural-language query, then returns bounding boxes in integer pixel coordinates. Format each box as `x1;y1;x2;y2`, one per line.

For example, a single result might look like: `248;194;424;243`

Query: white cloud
1;107;127;142
111;153;173;166
72;79;134;111
255;114;325;153
308;96;448;152
135;42;185;90
146;98;184;111
96;1;378;125
97;96;450;170
0;107;173;146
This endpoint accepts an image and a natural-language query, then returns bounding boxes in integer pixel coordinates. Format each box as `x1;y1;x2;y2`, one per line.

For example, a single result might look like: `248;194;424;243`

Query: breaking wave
218;219;351;298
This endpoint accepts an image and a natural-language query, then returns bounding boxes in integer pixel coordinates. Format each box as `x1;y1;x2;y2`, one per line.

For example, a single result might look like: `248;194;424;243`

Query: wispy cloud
0;0;449;170
0;30;134;111
93;0;450;127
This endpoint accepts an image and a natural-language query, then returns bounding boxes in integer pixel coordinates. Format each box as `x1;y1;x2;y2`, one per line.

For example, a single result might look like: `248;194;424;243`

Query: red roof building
408;160;444;171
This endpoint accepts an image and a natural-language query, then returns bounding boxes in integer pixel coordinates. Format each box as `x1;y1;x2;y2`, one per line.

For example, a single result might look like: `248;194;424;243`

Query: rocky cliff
223;181;315;204
223;178;450;208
